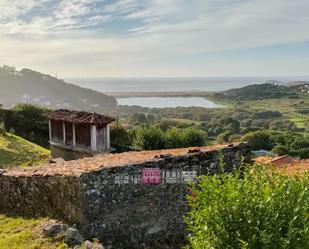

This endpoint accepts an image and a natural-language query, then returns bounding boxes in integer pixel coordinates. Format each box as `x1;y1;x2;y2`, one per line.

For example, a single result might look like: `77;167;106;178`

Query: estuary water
117;97;223;108
67;76;309;108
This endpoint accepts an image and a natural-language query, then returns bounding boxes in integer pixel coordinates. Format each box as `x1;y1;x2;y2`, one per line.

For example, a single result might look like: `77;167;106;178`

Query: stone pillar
63;122;66;144
91;125;97;152
48;119;52;143
107;125;110;150
72;123;76;146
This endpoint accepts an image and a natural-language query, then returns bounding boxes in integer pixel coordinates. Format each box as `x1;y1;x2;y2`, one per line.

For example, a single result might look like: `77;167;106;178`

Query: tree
2;103;51;147
131;113;147;124
290;137;309;150
241;131;275;150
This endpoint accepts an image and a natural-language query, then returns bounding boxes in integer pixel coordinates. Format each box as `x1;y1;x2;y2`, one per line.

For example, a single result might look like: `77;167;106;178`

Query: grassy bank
0;215;67;249
0;132;49;168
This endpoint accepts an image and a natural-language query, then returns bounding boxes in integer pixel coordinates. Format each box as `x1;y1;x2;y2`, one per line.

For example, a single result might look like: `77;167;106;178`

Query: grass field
0;215;68;249
0;132;50;168
244;96;309;129
209;94;309;130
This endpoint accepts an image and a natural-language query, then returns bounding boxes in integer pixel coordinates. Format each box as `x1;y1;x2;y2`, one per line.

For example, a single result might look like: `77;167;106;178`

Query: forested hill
0;66;117;112
213;83;298;101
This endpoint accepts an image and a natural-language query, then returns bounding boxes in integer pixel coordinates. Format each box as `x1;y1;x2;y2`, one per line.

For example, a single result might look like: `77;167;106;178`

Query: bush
272;144;288;155
185;168;309;249
228;134;242;143
110;125;132;151
217;131;232;144
132;126;166;150
181;128;207;147
165;128;184;148
241;131;275;150
165;128;207;148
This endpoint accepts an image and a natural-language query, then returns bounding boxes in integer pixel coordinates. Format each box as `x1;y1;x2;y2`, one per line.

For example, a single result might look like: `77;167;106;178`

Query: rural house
47;109;115;160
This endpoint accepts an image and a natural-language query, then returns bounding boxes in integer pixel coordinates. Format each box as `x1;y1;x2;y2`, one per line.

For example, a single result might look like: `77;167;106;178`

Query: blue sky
0;0;309;77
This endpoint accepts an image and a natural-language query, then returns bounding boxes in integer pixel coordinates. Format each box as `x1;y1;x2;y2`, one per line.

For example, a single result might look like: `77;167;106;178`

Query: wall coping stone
2;143;244;177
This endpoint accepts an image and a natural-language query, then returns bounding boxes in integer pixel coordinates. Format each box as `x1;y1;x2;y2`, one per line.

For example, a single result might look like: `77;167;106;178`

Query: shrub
217;131;232;144
241;131;275;150
181;128;207;147
165;128;207;149
228;134;242;143
272;144;289;155
132;126;166;150
110;125;131;147
185;168;309;249
165;128;184;148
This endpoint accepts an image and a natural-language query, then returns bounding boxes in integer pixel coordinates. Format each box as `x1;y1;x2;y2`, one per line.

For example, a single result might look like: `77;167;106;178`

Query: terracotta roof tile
47;109;115;125
2;143;241;177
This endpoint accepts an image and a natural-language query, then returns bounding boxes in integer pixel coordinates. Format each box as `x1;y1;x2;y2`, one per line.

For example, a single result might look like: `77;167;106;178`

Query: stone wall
0;143;251;249
78;144;251;248
0;174;83;222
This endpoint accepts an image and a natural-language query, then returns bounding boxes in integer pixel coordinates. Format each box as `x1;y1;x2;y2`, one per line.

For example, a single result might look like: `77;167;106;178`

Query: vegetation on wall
185;167;309;249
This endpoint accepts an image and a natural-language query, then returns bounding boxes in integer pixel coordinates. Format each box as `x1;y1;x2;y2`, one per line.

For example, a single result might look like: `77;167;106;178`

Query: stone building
47;109;115;160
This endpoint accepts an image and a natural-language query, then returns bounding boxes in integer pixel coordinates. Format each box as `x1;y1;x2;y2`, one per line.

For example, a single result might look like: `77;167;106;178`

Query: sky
0;0;309;78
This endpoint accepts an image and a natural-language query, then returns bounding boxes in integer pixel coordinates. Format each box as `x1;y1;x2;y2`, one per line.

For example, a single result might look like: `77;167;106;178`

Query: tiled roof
255;156;273;164
277;159;309;175
2;143;241;177
47;109;115;125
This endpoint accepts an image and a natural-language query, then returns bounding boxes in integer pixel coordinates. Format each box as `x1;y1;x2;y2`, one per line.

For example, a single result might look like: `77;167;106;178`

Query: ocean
66;76;309;108
66;76;309;93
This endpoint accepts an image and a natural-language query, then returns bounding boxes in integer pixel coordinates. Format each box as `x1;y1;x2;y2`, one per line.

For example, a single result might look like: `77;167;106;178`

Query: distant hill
0;132;49;168
0;66;117;112
214;83;298;101
282;81;309;87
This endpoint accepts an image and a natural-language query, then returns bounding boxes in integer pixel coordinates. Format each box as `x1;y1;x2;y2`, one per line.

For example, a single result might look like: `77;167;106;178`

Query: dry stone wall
0;174;83;222
0;143;251;249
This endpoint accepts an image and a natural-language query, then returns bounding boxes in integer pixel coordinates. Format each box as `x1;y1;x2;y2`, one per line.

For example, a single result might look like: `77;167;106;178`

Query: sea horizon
66;76;309;93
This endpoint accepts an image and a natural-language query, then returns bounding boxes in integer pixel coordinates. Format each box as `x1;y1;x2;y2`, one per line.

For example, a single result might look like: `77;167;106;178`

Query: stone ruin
0;143;251;248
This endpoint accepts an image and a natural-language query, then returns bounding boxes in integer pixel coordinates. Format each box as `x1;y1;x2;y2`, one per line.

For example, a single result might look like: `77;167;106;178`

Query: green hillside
0;132;49;168
0;66;117;112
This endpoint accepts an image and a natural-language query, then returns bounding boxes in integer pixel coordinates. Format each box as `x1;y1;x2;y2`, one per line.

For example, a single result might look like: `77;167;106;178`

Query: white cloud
0;0;44;20
0;0;309;77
